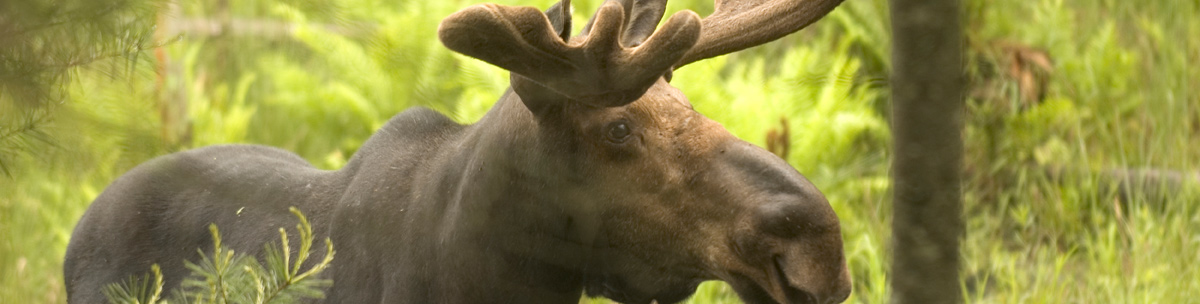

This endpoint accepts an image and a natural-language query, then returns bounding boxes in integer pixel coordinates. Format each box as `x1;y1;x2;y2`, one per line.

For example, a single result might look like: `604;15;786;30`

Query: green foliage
0;0;169;173
0;0;166;106
959;0;1200;303
104;264;165;304
102;207;334;304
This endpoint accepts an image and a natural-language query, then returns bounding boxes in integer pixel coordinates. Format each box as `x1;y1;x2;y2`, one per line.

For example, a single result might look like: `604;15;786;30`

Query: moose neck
375;91;597;302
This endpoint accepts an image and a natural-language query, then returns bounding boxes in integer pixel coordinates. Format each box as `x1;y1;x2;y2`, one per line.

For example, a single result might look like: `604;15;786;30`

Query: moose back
64;0;851;303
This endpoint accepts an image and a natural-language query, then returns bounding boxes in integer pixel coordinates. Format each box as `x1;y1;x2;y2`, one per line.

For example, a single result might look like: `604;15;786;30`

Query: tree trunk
888;0;964;303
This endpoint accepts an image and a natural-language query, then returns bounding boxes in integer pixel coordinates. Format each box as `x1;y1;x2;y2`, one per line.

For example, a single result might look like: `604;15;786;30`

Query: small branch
165;17;377;39
1101;167;1200;187
42;38;176;70
1043;165;1200;203
0;112;53;177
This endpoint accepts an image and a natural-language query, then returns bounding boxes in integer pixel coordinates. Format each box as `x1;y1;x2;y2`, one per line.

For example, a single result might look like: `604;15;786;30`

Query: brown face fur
532;79;851;304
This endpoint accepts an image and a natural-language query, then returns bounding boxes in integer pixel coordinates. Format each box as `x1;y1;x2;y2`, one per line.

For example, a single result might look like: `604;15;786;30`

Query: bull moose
64;0;851;303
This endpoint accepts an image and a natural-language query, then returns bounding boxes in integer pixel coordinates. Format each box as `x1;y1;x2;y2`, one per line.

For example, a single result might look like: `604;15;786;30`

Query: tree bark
888;0;964;303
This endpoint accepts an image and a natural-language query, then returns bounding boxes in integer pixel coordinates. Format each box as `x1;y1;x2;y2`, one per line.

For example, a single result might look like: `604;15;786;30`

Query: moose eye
605;121;632;143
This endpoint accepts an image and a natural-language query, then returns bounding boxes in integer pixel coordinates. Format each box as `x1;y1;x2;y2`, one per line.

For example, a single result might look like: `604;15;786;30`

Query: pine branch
256;207;335;304
102;264;164;304
1;0;168;172
0;111;53;177
104;208;335;304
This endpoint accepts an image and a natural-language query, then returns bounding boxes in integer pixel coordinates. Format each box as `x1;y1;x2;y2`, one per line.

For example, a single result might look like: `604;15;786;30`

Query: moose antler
677;0;845;68
438;0;700;107
437;0;843;107
575;0;845;69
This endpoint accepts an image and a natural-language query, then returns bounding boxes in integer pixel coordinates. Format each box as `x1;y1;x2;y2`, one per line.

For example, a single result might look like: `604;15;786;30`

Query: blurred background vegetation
2;0;1197;302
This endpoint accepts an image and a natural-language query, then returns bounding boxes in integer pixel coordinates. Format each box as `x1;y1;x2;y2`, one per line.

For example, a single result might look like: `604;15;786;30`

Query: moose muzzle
714;141;852;304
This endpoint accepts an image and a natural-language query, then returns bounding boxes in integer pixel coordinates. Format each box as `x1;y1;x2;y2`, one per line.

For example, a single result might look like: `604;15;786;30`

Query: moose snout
718;141;851;303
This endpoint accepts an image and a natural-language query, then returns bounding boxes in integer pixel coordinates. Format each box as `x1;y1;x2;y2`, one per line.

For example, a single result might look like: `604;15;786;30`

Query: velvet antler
676;0;846;68
576;0;669;48
438;0;699;108
437;0;843;107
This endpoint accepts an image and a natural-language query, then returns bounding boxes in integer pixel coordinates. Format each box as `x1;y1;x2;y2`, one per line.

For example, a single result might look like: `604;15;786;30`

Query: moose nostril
774;255;849;304
789;290;818;304
774;256;818;304
831;289;851;304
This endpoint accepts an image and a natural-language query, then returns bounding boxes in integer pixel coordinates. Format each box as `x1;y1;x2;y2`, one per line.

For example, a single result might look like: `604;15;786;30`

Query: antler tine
579;0;670;47
625;0;671;47
547;0;573;41
438;0;700;108
675;0;846;68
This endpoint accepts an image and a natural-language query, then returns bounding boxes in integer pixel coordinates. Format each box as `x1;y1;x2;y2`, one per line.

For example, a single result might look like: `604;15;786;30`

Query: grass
3;0;1199;303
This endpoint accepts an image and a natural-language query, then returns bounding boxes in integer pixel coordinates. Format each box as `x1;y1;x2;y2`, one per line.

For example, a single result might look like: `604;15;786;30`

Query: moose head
64;0;849;303
433;0;850;302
